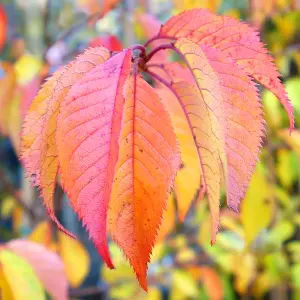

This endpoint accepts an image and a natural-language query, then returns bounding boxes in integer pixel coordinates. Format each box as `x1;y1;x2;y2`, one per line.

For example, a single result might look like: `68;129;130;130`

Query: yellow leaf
171;269;199;298
233;252;257;294
0;62;16;134
276;149;297;189
0;269;14;300
2;90;22;153
29;221;52;247
173;0;221;13
0;249;46;300
241;165;275;247
58;231;90;287
13;206;23;233
176;246;197;264
14;54;42;85
262;89;282;130
0;196;16;218
147;286;162;300
279;129;300;157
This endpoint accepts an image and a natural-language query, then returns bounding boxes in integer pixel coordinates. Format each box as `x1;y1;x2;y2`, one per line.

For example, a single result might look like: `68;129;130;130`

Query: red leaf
159;9;294;130
56;50;132;269
0;4;7;51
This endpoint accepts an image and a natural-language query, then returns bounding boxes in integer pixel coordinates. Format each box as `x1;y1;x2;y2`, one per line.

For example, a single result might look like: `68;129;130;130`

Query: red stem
146;43;174;62
143;35;177;48
131;44;146;57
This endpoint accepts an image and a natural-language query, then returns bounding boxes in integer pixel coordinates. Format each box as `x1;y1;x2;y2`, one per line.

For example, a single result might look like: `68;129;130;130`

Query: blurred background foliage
0;0;300;299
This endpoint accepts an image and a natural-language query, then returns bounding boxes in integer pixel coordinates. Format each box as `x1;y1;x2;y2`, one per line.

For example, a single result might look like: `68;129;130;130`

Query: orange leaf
188;266;224;300
56;50;132;269
108;74;180;289
159;9;294;130
173;38;227;243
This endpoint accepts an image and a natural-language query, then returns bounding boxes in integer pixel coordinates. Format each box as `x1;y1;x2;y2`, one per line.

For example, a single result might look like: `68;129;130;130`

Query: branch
0;167;37;219
143;35;176;48
146;43;174;62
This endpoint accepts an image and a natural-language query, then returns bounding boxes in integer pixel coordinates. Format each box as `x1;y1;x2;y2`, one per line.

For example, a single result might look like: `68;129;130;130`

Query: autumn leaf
108;74;180;289
158;8;294;130
20;8;293;290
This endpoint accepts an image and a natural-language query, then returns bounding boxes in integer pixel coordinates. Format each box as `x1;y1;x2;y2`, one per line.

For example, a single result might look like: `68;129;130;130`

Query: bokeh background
1;0;300;299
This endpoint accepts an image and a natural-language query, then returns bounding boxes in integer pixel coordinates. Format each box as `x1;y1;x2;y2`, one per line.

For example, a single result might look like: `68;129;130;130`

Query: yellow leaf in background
147;286;162;300
173;0;221;13
233;252;257;294
252;271;273;298
223;8;240;19
2;90;21;153
263;89;283;130
0;62;16;134
276;149;298;189
58;232;90;288
285;77;300;117
0;250;46;300
0;196;16;218
220;209;243;237
279;129;300;157
176;246;197;264
267;220;295;245
14;54;42;85
0;269;14;300
241;165;275;247
274;14;297;43
29;221;52;246
13;206;23;233
171;269;199;299
102;244;137;299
